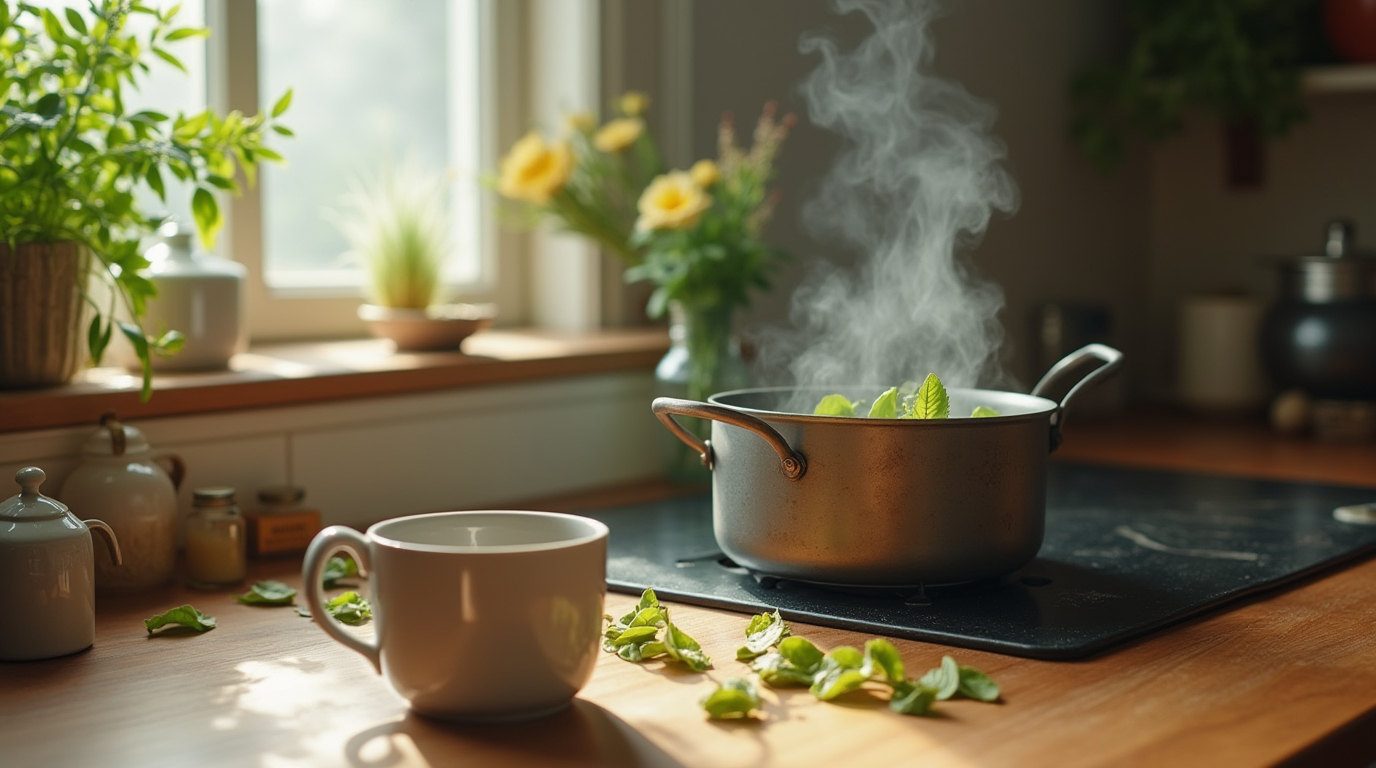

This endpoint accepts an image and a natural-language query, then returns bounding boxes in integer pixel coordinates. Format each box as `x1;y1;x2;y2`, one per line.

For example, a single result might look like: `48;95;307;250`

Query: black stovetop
585;462;1376;660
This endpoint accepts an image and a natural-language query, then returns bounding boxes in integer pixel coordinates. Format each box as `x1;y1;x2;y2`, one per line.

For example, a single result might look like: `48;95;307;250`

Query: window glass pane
258;0;483;293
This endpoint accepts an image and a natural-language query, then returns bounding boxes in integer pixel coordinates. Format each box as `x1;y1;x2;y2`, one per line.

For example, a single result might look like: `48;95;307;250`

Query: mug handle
303;526;380;673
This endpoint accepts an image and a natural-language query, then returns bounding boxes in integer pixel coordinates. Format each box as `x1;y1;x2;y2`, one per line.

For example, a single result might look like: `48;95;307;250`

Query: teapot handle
153;453;186;491
85;519;123;566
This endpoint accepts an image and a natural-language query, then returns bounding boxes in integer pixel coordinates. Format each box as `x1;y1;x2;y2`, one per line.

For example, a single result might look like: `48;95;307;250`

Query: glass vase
654;301;750;485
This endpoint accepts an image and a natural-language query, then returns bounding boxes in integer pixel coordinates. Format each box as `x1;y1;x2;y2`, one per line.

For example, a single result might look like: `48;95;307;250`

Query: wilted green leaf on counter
958;665;1001;702
322;555;359;588
751;652;814;687
736;609;790;661
813;394;860;417
145;605;217;635
889;681;938;715
325;591;372;625
663;615;712;672
295;606;313;619
701;677;761;720
864;639;905;685
918;655;961;700
235;580;298;606
868;387;899;418
905;373;949;419
808;646;870;700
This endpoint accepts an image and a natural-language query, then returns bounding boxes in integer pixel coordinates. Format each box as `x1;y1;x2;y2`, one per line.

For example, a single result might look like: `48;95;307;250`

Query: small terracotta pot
0;241;90;388
1325;0;1376;62
357;303;496;352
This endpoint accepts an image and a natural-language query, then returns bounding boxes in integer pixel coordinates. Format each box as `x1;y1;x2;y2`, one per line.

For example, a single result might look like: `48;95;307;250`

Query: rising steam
765;0;1019;409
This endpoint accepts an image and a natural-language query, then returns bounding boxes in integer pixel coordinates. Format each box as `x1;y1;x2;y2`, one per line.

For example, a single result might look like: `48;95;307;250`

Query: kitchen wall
1147;96;1376;400
0;372;663;530
681;0;1153;394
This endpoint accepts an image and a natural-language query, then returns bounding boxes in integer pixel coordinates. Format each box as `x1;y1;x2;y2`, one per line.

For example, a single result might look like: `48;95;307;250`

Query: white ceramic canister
59;414;185;592
120;223;247;371
0;467;122;661
1178;293;1269;411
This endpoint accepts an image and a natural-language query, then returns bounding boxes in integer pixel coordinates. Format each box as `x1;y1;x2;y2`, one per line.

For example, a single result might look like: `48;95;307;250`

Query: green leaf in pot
145;605;216;635
868;386;900;418
970;405;1001;418
904;373;949;419
235;580;297;606
701;677;762;720
813;394;860;417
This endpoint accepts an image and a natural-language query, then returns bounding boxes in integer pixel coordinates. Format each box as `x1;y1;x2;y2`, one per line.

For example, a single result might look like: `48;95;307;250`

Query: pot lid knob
0;467;70;521
1324;219;1355;258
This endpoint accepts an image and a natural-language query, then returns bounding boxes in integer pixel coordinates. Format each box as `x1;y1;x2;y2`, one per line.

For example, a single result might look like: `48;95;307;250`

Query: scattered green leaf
235;580;297;606
701;677;761;720
736;609;790;661
145;604;216;634
864;639;905;685
918;655;962;700
602;588;709;671
325;591;372;625
958;665;1001;702
663;616;712;672
322;555;359;588
890;681;938;715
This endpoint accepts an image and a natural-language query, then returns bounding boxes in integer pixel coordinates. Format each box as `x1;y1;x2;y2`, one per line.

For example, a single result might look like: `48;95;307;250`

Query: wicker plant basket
0;242;90;388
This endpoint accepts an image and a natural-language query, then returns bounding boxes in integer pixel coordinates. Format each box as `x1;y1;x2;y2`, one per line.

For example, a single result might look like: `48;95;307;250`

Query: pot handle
1030;343;1123;450
652;397;807;480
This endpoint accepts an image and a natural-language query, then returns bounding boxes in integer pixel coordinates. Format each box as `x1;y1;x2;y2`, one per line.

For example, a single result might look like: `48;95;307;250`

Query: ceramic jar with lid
118;221;247;372
0;467;122;661
59;413;185;592
185;487;245;589
1259;219;1376;400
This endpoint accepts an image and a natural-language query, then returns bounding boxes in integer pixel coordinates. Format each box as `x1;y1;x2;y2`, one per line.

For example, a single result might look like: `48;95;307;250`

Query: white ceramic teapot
60;413;184;592
0;467;122;661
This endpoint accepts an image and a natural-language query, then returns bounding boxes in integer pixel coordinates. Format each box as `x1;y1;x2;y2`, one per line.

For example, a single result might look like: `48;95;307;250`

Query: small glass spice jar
185;486;245;589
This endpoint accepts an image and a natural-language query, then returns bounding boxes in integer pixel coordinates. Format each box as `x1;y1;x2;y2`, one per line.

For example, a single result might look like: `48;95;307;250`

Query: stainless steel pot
653;344;1123;587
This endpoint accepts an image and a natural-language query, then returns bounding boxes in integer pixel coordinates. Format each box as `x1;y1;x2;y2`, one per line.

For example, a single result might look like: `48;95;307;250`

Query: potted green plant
336;161;494;352
0;0;290;399
1070;0;1312;181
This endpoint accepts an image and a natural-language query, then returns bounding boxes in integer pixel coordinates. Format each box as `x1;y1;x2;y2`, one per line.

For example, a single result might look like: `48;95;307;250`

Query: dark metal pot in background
1259;220;1376;400
653;344;1122;587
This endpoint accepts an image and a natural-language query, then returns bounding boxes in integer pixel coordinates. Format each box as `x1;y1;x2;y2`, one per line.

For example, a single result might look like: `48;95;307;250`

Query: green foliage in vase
0;0;290;399
333;161;448;310
1070;0;1310;174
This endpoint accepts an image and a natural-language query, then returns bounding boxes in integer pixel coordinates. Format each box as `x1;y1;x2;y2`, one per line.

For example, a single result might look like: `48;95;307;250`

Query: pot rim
708;385;1058;425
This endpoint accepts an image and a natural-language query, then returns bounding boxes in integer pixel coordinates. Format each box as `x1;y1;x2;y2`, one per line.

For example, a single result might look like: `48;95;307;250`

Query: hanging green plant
1070;0;1312;175
0;0;290;399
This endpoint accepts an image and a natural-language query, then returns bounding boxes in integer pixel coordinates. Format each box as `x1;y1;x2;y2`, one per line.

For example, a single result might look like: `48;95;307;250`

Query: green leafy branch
0;0;290;399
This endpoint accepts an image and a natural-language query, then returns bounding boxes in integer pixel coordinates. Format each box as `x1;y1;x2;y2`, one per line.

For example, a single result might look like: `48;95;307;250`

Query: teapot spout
85;520;123;566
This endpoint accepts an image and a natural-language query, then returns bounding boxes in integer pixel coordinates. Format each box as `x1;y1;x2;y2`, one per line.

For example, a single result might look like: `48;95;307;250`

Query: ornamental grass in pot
337;161;494;352
0;0;289;398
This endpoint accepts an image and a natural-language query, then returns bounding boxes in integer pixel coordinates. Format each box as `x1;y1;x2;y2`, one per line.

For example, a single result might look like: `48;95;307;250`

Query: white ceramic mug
303;511;608;722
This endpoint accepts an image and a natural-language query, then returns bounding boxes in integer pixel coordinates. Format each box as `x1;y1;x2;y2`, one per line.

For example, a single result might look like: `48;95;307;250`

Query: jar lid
81;412;150;456
257;485;305;505
193;486;237;507
0;467;70;521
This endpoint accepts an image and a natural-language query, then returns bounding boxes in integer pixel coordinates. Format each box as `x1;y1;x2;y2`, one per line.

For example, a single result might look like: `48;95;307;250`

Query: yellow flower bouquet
497;94;793;449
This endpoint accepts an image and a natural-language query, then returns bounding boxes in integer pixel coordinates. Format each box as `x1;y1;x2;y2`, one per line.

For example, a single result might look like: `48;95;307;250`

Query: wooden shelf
1302;64;1376;93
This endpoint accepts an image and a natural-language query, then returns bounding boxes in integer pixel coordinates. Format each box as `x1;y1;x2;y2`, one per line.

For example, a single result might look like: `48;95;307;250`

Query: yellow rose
497;132;572;205
564;111;594;133
619;91;649;117
689;159;720;188
636;171;713;232
593;117;644;153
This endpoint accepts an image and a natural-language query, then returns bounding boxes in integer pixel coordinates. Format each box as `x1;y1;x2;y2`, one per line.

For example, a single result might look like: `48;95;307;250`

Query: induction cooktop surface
585;462;1376;660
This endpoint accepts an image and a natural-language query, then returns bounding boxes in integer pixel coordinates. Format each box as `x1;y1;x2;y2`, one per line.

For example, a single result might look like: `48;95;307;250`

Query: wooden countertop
3;415;1375;767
